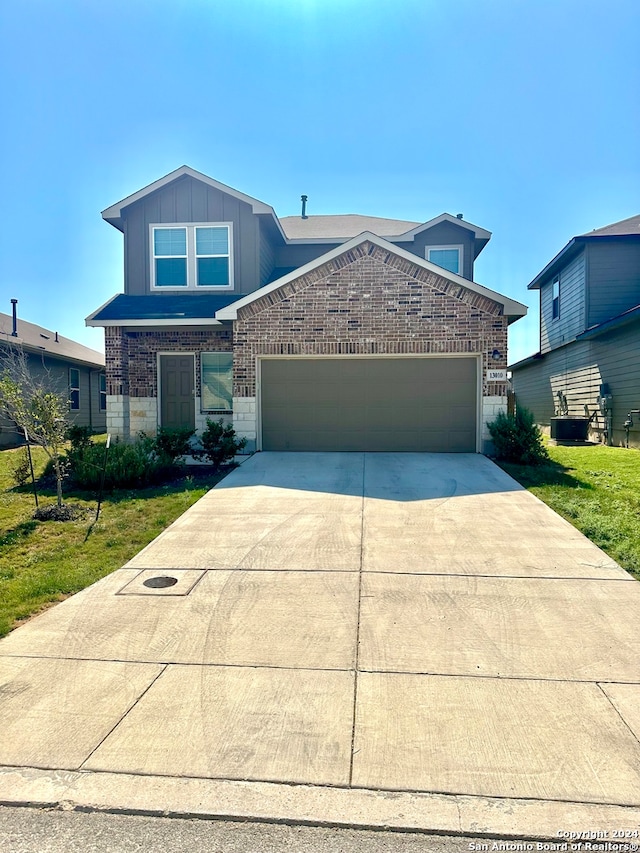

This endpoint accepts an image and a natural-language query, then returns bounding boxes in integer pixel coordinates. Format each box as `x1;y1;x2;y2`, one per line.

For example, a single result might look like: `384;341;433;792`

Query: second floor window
152;224;233;289
427;245;463;275
552;276;560;319
69;368;80;410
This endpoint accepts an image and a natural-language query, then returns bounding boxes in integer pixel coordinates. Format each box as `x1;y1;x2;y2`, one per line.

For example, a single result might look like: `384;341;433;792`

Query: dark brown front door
160;354;195;431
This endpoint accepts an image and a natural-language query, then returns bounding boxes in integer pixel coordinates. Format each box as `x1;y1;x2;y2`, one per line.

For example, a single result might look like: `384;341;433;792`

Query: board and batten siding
122;175;259;296
540;250;586;354
258;220;276;286
586;241;640;327
511;321;640;448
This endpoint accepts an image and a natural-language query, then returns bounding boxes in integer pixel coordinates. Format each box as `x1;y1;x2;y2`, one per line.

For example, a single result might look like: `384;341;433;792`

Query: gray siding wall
274;242;340;270
123;175;259;296
258;221;276;286
0;354;106;446
540;250;585;353
511;321;640;448
586;241;640;327
395;221;476;280
274;222;477;280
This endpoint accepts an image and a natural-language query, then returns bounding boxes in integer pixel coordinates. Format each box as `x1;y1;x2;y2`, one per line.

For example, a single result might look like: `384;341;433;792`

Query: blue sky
1;0;638;364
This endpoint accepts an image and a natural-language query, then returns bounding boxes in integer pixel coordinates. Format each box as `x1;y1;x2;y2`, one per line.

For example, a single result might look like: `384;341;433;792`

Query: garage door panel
261;358;477;452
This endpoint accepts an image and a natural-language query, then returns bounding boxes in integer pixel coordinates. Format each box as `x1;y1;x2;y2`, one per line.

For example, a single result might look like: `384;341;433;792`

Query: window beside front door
427;245;463;275
152;224;233;290
201;352;233;412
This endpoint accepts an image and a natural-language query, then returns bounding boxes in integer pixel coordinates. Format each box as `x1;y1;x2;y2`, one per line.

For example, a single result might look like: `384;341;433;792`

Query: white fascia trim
101;166;278;231
86;318;223;328
396;213;492;242
216;231;527;321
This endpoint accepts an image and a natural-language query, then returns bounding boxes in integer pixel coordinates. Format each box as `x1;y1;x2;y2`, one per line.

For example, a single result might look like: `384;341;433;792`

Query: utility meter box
598;394;613;413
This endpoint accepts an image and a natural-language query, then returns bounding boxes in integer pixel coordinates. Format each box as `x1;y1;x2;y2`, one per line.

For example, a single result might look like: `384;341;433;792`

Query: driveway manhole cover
143;576;179;589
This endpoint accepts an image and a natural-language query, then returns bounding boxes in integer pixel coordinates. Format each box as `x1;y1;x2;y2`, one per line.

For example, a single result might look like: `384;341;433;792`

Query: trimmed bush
487;406;549;466
193;418;247;471
152;426;195;462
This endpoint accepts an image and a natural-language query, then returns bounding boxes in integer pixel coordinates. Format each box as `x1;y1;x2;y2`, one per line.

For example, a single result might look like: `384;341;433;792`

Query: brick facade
104;242;509;445
233;241;508;398
105;327;233;398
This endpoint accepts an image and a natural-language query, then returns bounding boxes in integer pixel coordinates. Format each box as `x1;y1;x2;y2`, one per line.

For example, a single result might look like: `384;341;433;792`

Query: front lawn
0;445;228;637
499;443;640;581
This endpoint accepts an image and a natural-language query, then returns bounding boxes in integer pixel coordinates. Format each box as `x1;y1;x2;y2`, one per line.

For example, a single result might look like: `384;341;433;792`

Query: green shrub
487;406;549;466
11;448;32;487
193;418;247;471
66;425;93;453
152;426;195;462
66;436;177;491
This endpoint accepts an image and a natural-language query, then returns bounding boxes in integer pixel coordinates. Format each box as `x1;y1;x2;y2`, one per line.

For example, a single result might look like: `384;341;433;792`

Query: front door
159;354;195;431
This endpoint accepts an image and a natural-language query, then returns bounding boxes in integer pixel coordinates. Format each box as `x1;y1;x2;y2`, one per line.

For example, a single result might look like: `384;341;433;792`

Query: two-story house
1;302;106;447
86;166;526;453
510;214;640;448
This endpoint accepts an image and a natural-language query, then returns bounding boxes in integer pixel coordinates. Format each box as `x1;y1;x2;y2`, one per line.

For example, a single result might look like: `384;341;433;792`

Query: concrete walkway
0;453;639;839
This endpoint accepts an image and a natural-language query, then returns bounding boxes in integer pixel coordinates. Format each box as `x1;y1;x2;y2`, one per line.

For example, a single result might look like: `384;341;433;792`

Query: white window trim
150;222;234;291
200;351;233;413
426;244;464;276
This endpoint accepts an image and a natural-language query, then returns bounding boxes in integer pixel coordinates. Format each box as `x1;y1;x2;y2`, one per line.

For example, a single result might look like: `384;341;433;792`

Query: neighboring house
86;165;526;453
510;214;640;448
0;304;106;448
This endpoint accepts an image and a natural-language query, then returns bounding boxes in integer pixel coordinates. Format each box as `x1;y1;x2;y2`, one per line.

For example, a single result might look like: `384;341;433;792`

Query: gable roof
582;213;640;237
279;212;491;257
216;231;526;324
280;214;421;240
101;167;490;258
528;213;640;289
86;293;236;327
101;165;280;234
0;313;105;368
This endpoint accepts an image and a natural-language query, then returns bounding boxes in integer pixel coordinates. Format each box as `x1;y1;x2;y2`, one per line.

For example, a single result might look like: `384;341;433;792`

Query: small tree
0;346;70;506
487;405;549;466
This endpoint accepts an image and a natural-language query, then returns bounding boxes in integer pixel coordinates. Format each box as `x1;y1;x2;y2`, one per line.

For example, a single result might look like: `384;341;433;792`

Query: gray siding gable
122;175;259;297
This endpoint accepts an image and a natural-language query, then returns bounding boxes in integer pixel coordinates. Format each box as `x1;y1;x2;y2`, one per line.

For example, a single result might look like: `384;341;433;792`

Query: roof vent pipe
10;299;18;336
301;195;308;219
456;213;464;219
55;331;59;343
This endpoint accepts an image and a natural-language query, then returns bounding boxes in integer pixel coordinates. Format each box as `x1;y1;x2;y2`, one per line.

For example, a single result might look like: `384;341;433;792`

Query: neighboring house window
201;353;233;411
552;276;560;320
69;368;80;410
426;245;463;275
99;373;107;411
151;224;233;289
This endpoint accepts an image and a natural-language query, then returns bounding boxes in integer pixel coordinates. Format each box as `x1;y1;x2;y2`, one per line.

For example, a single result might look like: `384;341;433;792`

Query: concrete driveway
0;452;639;838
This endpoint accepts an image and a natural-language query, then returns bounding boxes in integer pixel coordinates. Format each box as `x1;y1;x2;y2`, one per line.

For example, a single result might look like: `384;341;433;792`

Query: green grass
499;443;640;581
0;445;228;637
